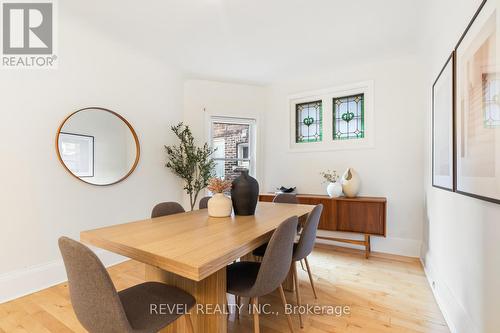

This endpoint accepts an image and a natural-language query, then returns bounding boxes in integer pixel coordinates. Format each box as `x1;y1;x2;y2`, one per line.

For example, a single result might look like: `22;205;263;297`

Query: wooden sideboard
259;193;387;258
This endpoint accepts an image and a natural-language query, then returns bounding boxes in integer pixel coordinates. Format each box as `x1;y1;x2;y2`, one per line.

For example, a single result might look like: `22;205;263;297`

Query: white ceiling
64;0;424;84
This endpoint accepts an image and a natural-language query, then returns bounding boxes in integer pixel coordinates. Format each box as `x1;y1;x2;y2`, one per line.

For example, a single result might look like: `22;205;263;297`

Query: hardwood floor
0;246;449;333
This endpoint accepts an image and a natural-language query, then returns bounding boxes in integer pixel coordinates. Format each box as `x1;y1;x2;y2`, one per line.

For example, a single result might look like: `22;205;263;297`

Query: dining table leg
145;265;228;333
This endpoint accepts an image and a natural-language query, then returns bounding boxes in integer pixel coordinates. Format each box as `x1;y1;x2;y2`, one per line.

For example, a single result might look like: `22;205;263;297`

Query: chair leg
300;259;306;271
304;257;317;299
236;295;240;321
292;262;304;328
183;313;194;333
278;285;295;333
251;297;260;333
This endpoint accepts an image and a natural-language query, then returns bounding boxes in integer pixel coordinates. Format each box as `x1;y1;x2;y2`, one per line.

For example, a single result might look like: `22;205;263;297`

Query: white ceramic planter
341;168;361;197
207;193;232;217
326;182;343;198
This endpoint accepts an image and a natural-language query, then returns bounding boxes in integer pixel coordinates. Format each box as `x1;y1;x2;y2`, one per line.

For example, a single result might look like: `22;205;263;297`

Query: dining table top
80;201;314;281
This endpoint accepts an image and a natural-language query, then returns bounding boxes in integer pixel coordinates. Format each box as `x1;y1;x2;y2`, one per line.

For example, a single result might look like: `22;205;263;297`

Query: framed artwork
58;132;94;177
432;52;455;191
455;0;500;203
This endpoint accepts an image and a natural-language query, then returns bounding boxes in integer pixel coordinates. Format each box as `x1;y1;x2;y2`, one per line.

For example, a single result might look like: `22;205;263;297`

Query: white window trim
237;143;249;159
207;116;257;178
288;80;375;152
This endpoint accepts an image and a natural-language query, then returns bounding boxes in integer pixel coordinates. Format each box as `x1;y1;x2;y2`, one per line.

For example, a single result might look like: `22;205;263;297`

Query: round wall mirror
56;107;140;186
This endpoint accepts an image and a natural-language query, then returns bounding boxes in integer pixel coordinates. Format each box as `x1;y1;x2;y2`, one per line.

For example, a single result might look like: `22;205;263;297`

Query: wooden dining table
80;201;314;333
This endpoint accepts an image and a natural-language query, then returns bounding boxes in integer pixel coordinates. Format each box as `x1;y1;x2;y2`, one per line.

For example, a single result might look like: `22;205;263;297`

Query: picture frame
58;132;94;178
454;0;500;204
432;52;455;191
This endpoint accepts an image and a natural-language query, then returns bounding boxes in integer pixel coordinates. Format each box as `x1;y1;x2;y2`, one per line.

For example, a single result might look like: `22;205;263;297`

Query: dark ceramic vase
231;169;259;216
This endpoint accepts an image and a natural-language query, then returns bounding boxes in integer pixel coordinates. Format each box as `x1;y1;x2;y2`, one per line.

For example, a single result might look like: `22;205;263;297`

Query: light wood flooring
0;245;449;333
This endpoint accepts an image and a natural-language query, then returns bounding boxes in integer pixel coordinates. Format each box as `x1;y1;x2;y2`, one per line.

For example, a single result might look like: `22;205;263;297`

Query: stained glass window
296;100;322;143
333;94;364;140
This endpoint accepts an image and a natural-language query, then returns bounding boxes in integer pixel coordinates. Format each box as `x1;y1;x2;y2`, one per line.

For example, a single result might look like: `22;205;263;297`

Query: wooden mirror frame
55;107;140;186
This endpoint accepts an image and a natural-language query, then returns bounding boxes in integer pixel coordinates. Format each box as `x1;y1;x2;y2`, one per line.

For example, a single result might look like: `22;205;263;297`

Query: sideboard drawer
336;200;385;235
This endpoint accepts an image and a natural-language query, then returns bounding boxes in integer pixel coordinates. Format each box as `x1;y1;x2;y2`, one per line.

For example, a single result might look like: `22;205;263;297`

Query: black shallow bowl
277;186;296;193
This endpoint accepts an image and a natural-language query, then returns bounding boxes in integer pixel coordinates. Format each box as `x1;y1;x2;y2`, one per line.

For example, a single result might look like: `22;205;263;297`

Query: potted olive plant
165;123;216;210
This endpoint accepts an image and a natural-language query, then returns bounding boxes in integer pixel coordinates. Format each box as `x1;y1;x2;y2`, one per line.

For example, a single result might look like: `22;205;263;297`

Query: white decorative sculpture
341;168;360;197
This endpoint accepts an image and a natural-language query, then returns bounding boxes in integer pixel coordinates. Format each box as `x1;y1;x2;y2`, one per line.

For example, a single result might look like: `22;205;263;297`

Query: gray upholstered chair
227;216;298;333
273;193;298;204
252;204;323;328
58;237;195;333
290;204;323;327
151;202;185;218
273;193;302;236
252;192;300;258
199;196;211;209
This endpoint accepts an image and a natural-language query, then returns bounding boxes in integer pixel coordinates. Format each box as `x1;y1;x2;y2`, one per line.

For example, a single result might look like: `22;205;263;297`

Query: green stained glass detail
296;100;323;143
303;116;314;126
333;94;365;140
341;112;355;122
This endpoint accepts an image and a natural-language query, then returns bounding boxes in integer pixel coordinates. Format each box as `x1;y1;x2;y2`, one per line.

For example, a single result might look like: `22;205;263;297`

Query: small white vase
326;182;343;198
341;168;361;197
208;193;232;217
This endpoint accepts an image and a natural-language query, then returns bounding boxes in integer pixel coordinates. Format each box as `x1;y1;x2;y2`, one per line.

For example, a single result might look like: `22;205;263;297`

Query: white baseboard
421;255;480;333
315;230;421;257
0;249;127;304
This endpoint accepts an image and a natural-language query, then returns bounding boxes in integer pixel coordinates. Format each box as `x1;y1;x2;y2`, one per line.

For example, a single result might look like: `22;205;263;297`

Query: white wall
0;5;183;301
263;56;426;257
421;1;500;332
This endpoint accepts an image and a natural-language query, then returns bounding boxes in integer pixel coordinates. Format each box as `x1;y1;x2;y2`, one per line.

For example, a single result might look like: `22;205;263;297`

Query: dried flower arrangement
320;170;339;183
207;177;232;193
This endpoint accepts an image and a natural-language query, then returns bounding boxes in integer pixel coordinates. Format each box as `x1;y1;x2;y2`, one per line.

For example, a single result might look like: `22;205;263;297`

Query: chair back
58;237;131;333
273;193;298;204
199;196;210;209
252;216;298;296
151;202;185;218
294;204;323;261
